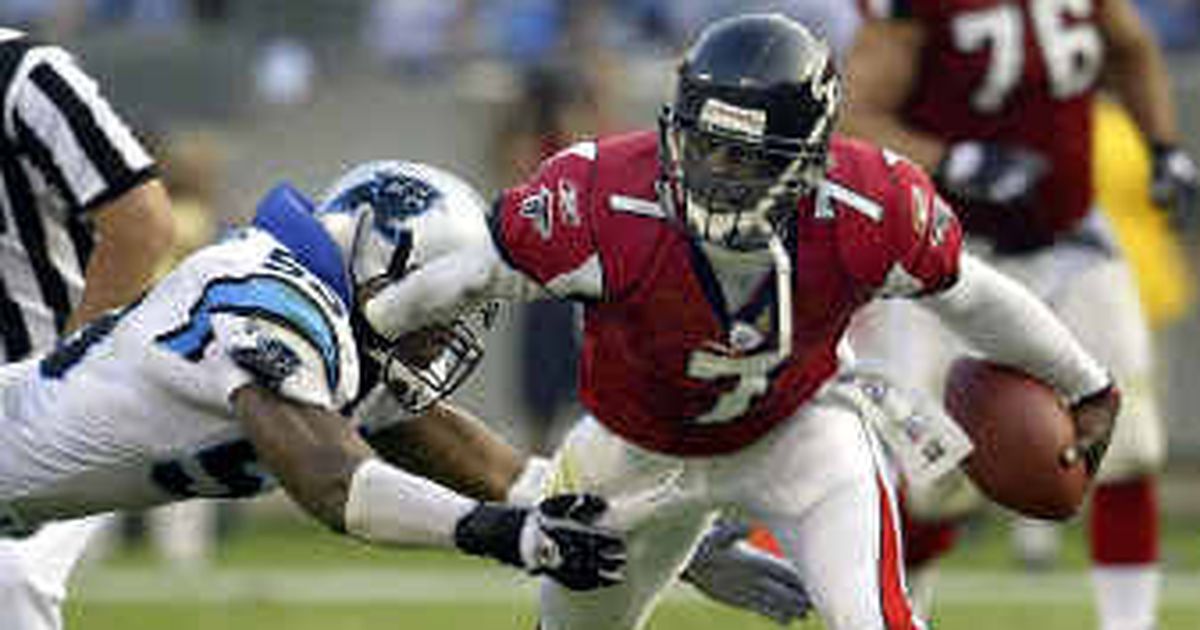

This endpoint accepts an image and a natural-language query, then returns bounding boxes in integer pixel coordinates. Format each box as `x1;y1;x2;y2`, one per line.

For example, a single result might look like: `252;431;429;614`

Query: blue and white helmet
316;160;496;412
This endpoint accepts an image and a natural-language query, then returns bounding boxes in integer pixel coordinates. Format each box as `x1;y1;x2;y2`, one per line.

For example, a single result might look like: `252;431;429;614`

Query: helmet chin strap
751;153;805;363
766;231;793;361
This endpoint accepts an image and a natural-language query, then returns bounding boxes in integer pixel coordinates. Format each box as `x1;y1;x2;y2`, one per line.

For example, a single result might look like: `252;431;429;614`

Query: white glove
936;141;1049;206
681;520;811;625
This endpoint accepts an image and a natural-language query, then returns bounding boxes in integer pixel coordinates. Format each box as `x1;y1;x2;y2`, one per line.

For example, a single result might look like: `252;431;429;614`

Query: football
944;357;1088;520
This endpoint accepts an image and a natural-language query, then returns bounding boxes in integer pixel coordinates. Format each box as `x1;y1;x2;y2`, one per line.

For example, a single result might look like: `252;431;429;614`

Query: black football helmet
660;14;841;251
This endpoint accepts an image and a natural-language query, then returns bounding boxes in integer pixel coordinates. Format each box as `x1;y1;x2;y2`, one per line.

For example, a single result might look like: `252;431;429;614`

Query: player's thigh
739;400;921;629
1055;257;1165;478
720;393;877;518
539;504;713;630
542;417;713;630
547;417;702;527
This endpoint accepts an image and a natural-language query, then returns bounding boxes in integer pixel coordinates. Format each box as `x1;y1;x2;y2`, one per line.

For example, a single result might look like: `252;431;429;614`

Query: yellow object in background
1095;99;1194;329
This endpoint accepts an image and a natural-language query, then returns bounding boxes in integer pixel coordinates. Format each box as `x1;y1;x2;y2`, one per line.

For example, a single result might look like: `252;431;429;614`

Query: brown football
944;357;1088;520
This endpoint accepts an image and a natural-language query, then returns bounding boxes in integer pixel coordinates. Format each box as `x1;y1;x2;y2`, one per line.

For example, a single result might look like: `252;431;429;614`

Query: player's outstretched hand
936;141;1050;207
681;520;811;625
1060;383;1121;477
1150;143;1200;230
454;494;626;591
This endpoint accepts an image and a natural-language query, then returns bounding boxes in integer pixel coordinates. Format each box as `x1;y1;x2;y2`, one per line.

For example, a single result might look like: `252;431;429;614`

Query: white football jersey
0;205;360;535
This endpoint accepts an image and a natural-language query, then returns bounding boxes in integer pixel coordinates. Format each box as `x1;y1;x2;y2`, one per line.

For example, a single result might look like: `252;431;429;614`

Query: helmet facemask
355;298;494;413
662;112;830;251
319;161;496;413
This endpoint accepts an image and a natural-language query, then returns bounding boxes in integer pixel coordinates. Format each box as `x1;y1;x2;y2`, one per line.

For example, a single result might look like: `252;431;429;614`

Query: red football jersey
862;0;1105;249
494;131;962;455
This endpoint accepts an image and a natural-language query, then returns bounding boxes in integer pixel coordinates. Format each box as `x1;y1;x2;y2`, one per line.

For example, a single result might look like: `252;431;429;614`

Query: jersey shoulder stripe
155;274;342;391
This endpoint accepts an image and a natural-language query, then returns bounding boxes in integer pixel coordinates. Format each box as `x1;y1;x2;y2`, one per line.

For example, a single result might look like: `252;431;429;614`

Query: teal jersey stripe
156;275;341;391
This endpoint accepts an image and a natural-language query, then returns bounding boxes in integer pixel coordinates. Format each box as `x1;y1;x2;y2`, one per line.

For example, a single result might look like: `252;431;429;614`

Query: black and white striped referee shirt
0;28;156;362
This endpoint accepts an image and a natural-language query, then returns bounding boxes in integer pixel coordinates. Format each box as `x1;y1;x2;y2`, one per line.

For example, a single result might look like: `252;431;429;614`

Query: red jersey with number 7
860;0;1103;248
492;130;963;455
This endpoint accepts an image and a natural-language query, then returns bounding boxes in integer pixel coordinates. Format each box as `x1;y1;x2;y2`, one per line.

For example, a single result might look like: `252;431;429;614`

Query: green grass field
64;506;1200;629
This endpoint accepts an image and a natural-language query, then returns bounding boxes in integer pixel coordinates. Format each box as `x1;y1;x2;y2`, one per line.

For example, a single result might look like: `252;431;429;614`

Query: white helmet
316;160;496;412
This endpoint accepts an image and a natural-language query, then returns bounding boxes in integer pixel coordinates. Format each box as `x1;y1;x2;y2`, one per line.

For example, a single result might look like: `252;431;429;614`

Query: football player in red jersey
844;0;1197;627
364;14;1119;630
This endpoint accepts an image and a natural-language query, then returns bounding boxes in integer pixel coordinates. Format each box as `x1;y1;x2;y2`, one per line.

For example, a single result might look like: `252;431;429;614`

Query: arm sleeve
214;314;343;410
155;273;356;411
918;254;1111;402
491;142;604;300
843;149;962;297
4;43;155;213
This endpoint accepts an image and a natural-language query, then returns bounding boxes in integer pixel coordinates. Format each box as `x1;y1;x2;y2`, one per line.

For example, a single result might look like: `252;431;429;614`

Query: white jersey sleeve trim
215;314;337;409
918;253;1110;402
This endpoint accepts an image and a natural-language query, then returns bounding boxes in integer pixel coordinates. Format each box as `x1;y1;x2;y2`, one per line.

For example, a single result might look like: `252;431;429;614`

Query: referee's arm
9;41;175;331
68;177;173;331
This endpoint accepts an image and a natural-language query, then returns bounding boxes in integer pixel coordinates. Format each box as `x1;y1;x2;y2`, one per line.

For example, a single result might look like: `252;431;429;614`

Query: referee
0;28;174;630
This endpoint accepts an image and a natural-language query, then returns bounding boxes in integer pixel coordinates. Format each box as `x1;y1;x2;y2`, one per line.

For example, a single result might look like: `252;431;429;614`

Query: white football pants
538;378;924;630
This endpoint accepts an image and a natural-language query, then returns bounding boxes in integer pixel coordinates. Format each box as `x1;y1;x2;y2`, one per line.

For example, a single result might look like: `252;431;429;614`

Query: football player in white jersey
0;161;626;593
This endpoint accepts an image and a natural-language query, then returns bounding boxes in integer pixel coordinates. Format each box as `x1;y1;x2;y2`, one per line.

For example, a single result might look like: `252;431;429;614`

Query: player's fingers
1059;435;1095;468
1058;445;1080;468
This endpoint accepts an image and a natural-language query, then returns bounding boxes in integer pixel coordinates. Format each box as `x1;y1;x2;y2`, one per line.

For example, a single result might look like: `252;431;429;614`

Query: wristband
343;458;474;546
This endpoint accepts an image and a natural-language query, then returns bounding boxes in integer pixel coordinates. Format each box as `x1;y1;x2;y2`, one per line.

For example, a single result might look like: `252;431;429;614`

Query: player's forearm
233;384;372;530
364;400;525;502
1107;38;1180;146
362;233;543;340
919;255;1110;402
234;384;486;546
1103;0;1181;146
840;111;946;173
67;181;175;332
841;21;946;171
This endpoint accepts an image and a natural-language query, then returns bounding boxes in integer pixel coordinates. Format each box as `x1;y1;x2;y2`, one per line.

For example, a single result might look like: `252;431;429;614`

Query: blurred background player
842;0;1199;628
0;28;175;630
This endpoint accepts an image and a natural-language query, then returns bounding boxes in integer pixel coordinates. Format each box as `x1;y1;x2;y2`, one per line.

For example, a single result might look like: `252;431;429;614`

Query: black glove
936;141;1050;206
454;494;626;591
681;520;811;625
1060;383;1121;477
1150;142;1200;230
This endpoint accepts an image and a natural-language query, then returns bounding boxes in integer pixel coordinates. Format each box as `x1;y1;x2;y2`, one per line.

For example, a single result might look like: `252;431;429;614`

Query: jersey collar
252;183;354;308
